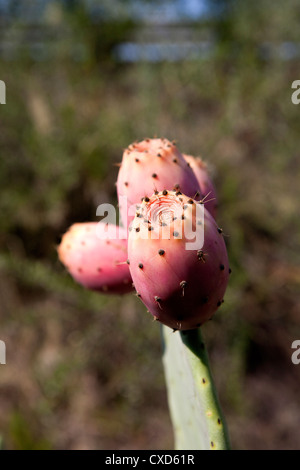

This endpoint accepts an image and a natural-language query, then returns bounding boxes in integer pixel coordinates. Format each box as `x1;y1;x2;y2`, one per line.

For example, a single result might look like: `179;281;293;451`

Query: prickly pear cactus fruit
127;189;230;330
117;138;202;227
183;154;218;219
58;222;133;295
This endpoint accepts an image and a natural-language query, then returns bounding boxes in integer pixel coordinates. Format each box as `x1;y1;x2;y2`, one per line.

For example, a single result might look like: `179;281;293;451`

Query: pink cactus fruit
183;154;218;219
127;190;230;330
58;222;133;295
117;138;202;228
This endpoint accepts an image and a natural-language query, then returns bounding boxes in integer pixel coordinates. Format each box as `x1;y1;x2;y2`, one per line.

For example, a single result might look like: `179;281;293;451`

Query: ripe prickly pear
183;154;218;219
127;190;229;330
117;138;202;228
58;222;133;295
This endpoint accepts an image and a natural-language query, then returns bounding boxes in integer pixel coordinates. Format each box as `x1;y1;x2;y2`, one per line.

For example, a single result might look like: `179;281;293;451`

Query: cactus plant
57;138;231;450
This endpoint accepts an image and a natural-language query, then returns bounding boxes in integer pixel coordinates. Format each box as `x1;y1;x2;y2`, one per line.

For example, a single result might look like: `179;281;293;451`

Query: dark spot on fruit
180;280;187;288
162;189;168;195
229;268;232;274
218;227;223;234
155;296;161;302
138;263;143;269
148;226;154;231
211;441;214;448
173;231;179;237
202;296;209;304
97;267;102;272
181;214;185;220
217;300;222;307
135;227;140;232
124;182;128;186
176;191;182;196
173;183;180;190
187;162;191;167
154;189;159;195
197;250;205;262
135;158;139;162
202;378;206;384
152;173;157;178
158;249;165;256
197;220;202;226
218;419;221;425
187;199;194;204
144;196;150;202
183;204;188;210
157;153;162;157
173;158;178;163
126;259;130;265
220;264;225;270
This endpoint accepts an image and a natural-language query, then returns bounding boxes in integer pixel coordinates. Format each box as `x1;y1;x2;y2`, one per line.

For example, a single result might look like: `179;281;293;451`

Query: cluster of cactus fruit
58;137;230;331
58;137;231;450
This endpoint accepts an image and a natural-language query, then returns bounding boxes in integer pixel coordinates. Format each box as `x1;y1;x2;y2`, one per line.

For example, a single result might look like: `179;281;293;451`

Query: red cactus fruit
127;190;229;330
117;138;202;228
183;154;218;219
58;222;133;295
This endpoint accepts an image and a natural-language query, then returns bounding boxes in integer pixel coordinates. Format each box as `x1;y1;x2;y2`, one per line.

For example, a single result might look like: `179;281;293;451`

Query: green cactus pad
162;326;230;450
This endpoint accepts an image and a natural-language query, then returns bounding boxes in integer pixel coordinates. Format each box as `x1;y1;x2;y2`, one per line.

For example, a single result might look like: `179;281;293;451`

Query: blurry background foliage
0;0;300;450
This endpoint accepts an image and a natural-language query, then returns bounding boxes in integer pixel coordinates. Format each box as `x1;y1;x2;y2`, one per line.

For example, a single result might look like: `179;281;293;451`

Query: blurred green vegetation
1;0;300;450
